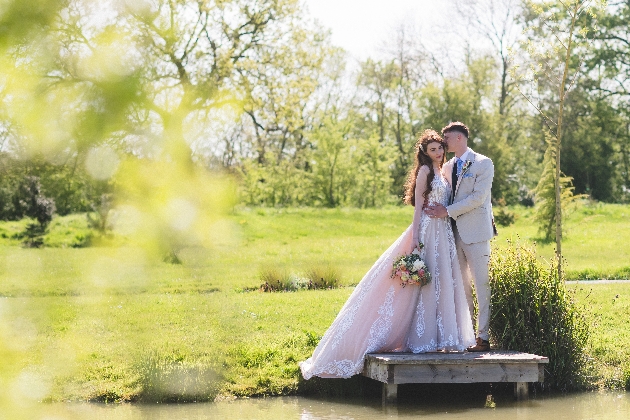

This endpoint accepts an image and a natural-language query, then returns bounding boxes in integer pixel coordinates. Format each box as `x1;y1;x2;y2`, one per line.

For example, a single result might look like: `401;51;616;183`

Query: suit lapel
454;152;477;196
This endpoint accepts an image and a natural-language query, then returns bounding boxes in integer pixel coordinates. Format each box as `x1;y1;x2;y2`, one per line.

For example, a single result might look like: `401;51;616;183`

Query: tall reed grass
489;241;590;390
135;351;222;402
259;265;341;292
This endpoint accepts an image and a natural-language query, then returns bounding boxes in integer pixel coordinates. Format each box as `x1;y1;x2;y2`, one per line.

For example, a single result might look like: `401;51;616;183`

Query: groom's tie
451;158;461;201
451;158;463;230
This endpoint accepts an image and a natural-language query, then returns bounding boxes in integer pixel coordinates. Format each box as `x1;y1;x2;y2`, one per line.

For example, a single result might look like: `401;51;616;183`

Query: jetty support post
514;382;528;400
382;383;398;404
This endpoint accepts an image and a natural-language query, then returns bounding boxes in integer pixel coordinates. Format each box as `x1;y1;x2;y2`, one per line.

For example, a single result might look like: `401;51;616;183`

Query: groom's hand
426;204;448;218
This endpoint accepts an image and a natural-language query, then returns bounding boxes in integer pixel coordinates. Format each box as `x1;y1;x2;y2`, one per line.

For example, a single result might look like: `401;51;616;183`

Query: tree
0;1;142;161
12;176;56;248
237;15;337;167
582;0;630;201
354;26;432;195
533;134;583;241
453;0;523;117
350;133;397;207
584;0;630;100
311;117;353;207
118;0;313;164
512;0;606;276
452;0;537;204
558;88;619;201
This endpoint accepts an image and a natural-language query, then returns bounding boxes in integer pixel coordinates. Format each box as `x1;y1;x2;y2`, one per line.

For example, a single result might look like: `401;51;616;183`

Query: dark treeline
0;0;628;219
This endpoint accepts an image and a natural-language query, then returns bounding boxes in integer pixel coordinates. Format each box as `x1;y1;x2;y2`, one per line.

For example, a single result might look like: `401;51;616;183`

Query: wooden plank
363;350;548;405
515;382;529;400
363;358;392;383
382;383;398;404
365;351;549;366
363;351;548;404
392;363;541;384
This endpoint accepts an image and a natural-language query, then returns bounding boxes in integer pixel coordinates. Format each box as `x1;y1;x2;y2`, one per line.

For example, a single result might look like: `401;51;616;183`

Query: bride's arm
411;166;430;248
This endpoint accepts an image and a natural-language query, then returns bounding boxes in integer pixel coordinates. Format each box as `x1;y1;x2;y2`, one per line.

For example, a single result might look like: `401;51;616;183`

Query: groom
425;122;496;352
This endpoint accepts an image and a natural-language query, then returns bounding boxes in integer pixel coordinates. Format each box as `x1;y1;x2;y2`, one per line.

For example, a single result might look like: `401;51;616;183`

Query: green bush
259;267;299;291
494;206;516;227
259;265;341;292
489;240;590;390
304;265;341;289
0;153;108;218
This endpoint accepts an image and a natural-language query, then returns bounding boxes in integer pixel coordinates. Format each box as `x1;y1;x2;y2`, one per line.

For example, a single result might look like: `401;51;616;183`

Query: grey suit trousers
453;226;491;341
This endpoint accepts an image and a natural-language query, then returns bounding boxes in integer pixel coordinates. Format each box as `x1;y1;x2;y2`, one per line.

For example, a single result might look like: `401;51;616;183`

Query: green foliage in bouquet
391;243;431;288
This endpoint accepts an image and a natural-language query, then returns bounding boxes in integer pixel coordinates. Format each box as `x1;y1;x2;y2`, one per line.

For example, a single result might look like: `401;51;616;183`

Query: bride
300;129;475;379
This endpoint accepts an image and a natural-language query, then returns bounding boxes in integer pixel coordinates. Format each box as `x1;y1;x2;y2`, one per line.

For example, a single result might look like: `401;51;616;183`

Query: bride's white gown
300;173;475;379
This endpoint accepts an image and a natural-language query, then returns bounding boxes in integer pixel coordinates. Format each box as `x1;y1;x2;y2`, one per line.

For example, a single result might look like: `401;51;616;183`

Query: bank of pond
10;389;630;419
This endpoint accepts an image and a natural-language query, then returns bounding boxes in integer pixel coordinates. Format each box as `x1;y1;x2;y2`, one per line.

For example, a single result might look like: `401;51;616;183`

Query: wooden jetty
363;351;549;404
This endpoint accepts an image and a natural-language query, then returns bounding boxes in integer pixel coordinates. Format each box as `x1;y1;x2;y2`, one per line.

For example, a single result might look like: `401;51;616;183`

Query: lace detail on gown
300;173;475;379
300;229;418;379
328;246;397;353
407;174;475;353
366;285;395;352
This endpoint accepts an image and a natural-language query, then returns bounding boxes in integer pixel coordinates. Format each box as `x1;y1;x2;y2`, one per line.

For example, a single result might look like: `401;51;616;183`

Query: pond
35;390;629;419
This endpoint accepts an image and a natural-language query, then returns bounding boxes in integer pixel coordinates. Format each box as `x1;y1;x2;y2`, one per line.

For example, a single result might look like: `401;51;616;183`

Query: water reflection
42;391;629;420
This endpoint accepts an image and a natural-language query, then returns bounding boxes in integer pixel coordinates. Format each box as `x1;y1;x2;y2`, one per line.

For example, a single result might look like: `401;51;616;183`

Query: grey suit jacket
444;148;495;244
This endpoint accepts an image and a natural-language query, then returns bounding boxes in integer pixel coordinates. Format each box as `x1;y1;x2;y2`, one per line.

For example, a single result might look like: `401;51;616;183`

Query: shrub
304;265;341;289
259;265;341;292
493;206;516;227
489;240;590;390
0;154;107;217
12;176;56;224
259;267;297;291
9;176;56;247
22;223;47;248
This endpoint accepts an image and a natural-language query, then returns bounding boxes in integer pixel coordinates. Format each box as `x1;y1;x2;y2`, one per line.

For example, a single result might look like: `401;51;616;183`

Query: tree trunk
162;110;194;171
554;1;580;279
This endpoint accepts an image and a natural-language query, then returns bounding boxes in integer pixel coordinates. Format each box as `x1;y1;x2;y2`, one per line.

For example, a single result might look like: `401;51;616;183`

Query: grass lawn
0;203;629;404
494;203;630;280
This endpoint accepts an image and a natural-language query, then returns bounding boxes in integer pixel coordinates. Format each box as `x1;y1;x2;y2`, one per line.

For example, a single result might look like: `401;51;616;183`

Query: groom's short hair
442;122;469;138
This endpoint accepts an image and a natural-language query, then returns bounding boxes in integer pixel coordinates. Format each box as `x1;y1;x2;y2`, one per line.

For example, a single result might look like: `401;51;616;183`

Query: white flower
412;260;425;272
411;248;421;256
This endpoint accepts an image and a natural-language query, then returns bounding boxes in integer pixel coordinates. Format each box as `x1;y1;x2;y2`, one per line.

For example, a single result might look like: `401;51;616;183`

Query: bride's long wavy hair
403;129;446;206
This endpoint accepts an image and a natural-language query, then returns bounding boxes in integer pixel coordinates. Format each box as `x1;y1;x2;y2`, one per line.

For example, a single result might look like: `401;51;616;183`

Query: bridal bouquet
391;243;431;288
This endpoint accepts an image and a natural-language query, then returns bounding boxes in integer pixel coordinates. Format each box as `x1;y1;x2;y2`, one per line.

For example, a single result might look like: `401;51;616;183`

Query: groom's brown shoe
467;337;490;352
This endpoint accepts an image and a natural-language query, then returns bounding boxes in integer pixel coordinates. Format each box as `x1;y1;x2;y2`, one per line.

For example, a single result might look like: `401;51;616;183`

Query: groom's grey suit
443;147;495;341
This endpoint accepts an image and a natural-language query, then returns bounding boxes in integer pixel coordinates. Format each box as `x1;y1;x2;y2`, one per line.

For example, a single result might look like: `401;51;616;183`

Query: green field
0;203;629;404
